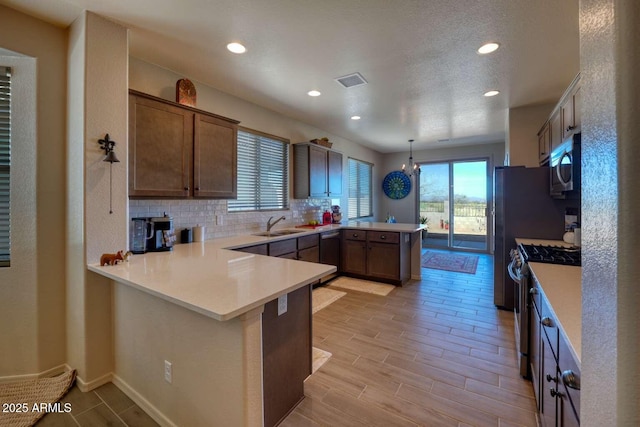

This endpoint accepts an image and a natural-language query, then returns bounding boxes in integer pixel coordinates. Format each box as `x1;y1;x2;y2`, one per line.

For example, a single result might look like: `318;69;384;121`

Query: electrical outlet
277;294;287;316
164;360;172;384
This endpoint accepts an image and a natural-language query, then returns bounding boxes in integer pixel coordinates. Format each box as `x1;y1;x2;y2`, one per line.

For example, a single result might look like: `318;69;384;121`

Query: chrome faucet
266;215;286;233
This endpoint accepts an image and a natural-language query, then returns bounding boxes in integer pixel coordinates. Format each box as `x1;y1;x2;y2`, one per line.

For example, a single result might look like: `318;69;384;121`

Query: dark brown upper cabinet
129;90;239;199
293;143;342;199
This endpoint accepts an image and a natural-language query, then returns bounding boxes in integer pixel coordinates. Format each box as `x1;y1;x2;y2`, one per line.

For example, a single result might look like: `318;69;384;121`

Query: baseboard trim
112;374;177;427
75;371;112;392
0;364;70;384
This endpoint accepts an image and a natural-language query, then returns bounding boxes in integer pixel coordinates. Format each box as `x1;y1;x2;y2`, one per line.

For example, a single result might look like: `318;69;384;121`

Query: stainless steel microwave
550;133;581;196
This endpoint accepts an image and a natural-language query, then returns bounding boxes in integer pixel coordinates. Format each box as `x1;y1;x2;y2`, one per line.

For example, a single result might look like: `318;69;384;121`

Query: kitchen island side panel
112;283;262;427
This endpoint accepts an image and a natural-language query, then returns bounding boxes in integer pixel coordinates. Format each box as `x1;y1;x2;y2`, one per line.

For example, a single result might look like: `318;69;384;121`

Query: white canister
574;227;581;247
193;225;205;242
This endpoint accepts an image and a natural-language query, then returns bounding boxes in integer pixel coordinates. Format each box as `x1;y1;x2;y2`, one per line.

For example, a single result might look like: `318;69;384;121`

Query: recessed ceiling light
478;42;500;54
226;42;246;54
307;90;321;97
351;115;361;120
484;90;500;97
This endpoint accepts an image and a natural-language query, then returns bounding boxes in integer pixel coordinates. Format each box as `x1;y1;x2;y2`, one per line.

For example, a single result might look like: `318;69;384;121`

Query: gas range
518;243;581;267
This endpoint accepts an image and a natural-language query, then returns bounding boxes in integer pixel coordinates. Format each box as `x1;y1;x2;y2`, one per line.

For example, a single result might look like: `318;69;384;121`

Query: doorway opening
418;159;490;252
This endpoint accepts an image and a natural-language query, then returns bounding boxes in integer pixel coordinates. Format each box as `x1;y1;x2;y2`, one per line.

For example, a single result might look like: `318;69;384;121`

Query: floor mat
328;276;395;296
421;251;479;274
312;347;332;373
0;370;76;426
312;286;346;314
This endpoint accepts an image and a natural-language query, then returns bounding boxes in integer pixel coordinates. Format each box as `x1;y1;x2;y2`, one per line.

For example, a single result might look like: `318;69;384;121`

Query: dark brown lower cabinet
262;285;311;427
367;241;400;281
235;244;268;255
541;332;557;427
532;278;580;427
341;230;410;285
341;239;367;275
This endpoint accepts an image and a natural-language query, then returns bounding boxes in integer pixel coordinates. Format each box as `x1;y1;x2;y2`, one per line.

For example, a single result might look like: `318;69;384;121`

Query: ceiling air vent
335;72;368;89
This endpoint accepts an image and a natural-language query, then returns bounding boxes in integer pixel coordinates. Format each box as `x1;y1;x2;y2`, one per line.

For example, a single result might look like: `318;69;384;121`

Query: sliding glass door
419;159;489;252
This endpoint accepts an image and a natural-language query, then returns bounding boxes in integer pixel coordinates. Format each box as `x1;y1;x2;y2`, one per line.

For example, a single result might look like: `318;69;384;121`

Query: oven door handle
507;257;522;284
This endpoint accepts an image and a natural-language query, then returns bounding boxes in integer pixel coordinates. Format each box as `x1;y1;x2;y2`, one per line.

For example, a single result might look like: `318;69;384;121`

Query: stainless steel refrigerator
493;166;566;310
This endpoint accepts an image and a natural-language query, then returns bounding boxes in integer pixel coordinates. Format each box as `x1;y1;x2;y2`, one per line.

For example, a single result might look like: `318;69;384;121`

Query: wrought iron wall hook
98;134;120;163
97;134;120;214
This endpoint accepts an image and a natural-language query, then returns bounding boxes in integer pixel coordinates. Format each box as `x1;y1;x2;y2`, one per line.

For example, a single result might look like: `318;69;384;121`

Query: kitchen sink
253;229;306;237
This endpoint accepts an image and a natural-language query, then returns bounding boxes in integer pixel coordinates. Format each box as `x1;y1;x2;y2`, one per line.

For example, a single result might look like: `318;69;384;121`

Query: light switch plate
278;294;287;316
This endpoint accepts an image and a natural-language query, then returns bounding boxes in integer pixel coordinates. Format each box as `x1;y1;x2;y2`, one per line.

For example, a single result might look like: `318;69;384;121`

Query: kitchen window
0;67;10;267
228;128;289;212
348;158;373;219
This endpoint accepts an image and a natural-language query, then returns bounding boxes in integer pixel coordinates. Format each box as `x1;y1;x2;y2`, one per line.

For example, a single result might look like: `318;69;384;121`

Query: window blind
348;158;373;219
228;129;289;212
0;67;10;267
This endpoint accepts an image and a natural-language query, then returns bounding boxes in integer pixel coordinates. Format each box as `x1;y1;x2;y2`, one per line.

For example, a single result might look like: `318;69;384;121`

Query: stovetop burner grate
519;244;581;267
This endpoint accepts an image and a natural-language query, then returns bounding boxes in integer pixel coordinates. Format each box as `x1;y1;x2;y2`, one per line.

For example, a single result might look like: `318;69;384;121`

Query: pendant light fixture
402;139;420;177
98;134;120;214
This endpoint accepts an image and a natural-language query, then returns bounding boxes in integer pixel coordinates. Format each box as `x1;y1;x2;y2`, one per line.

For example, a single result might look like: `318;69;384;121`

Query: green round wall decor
382;171;411;199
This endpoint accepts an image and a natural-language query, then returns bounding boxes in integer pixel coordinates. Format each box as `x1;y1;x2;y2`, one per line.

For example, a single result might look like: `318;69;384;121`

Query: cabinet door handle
541;317;553;327
562;370;580;390
184;186;190;191
529;288;538;295
550;388;565;398
566;125;575;132
546;373;557;383
195;187;200;191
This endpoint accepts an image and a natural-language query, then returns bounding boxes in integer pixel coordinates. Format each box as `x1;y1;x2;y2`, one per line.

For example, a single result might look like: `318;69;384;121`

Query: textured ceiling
1;0;580;153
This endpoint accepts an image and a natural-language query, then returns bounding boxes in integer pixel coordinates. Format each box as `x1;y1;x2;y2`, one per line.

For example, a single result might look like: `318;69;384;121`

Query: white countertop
89;242;335;321
88;222;422;322
516;238;582;365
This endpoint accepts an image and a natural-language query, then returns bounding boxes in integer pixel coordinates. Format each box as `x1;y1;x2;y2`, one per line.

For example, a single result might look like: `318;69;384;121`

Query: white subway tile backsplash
128;198;332;240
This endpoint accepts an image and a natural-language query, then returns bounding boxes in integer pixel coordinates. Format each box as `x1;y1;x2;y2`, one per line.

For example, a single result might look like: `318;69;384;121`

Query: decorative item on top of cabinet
176;78;197;107
128;90;239;199
293;143;342;198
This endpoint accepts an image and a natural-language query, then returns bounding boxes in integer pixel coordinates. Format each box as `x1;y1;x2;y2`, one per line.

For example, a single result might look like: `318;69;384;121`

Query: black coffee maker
148;215;175;252
130;215;175;253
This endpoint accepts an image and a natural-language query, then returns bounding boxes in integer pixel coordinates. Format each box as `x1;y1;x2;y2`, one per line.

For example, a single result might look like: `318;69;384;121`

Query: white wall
0;5;67;378
580;0;640;425
379;142;505;225
507;103;555;167
66;11;128;386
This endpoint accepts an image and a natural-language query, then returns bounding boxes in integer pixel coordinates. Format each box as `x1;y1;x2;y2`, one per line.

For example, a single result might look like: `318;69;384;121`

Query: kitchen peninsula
88;222;424;426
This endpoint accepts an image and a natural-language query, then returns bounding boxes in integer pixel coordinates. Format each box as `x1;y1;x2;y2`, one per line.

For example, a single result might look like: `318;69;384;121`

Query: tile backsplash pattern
129;199;333;242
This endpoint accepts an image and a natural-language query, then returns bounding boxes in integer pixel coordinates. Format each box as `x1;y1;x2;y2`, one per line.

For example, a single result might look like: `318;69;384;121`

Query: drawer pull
550;388;565;398
541;317;553;327
352;233;358;238
562;370;580;390
380;235;386;240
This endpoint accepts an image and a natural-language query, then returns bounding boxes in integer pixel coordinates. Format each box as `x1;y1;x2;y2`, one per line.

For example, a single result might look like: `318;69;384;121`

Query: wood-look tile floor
283;250;538;427
35;383;159;427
